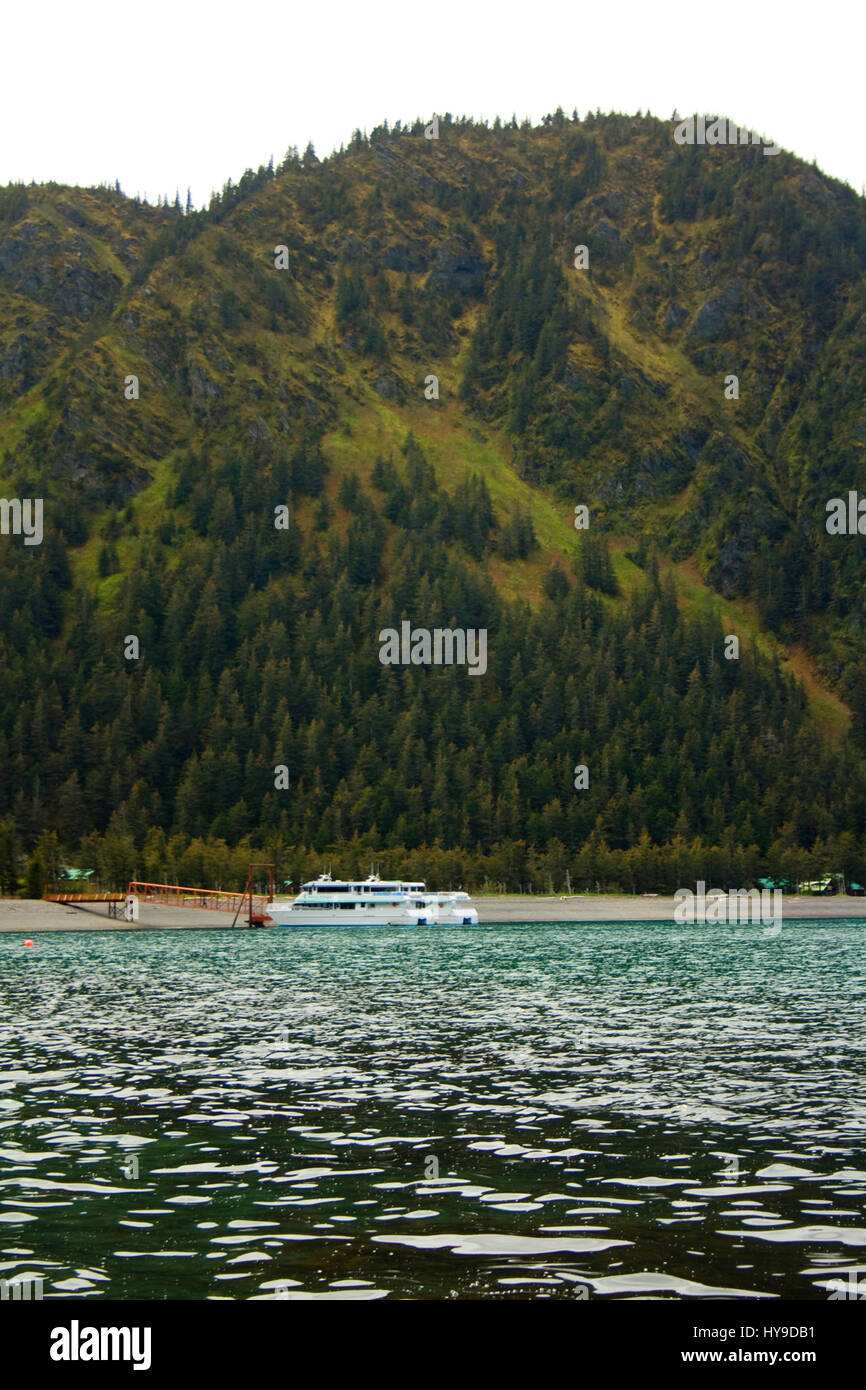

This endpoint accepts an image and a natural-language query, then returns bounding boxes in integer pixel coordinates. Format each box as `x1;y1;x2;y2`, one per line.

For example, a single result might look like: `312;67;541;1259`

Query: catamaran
266;873;479;926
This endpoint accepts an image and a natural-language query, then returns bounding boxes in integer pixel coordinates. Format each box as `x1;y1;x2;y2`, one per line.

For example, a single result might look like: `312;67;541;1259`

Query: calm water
1;921;865;1301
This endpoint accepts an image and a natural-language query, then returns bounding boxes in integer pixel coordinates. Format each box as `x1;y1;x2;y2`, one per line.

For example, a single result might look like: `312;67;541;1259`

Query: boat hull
267;905;478;926
268;905;415;926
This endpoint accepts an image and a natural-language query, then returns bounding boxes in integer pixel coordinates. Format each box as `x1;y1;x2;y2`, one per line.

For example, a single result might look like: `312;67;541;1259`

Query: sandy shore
476;894;866;921
1;894;864;933
0;899;237;932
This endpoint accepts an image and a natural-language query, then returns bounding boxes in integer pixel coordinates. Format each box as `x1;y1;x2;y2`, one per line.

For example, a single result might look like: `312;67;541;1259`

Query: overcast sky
2;0;862;207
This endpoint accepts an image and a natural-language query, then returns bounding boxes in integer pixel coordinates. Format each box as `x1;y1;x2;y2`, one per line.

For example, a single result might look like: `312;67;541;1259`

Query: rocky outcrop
593;217;621;246
373;372;402;400
426;238;487;297
382;242;428;273
0;223;120;319
0;333;38;386
688;277;755;342
707;502;787;596
189;362;222;405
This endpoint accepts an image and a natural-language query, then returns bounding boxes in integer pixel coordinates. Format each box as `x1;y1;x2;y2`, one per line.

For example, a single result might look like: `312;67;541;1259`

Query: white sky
2;0;863;207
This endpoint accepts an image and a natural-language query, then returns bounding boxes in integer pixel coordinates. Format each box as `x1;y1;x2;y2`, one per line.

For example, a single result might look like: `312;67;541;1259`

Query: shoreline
1;894;865;932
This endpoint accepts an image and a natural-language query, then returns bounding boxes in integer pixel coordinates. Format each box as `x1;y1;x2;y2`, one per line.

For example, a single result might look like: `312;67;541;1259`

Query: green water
1;920;865;1300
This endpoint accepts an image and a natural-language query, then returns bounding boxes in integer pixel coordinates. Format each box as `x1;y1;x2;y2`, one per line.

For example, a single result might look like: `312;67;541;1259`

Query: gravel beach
1;894;865;932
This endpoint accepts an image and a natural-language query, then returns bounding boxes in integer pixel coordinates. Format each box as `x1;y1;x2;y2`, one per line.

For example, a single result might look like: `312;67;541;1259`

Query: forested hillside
2;110;866;893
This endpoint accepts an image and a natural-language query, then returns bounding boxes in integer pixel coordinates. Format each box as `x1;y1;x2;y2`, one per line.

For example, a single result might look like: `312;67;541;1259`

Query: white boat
266;873;479;926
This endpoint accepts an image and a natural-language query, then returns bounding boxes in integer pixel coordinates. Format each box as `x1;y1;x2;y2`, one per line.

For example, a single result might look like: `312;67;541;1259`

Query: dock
43;892;128;917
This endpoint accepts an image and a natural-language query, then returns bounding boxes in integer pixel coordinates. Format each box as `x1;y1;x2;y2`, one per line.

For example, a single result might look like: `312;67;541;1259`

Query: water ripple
0;920;864;1298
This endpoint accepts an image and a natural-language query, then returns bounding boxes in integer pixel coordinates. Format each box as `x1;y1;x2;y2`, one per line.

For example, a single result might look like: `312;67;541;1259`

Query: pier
128;864;276;926
43;892;128;918
39;864;277;927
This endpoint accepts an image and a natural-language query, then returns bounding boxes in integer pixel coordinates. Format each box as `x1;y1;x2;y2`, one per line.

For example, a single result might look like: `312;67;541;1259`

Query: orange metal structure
128;865;276;924
45;893;125;903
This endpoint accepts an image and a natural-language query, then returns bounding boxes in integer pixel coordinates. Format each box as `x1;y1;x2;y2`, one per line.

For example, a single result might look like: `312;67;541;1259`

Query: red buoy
24;939;34;947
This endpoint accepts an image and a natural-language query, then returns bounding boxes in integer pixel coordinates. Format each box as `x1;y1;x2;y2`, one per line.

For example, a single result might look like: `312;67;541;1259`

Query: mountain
2;110;866;894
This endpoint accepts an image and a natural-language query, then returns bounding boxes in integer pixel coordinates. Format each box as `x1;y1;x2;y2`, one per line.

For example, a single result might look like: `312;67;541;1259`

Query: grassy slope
0;137;856;740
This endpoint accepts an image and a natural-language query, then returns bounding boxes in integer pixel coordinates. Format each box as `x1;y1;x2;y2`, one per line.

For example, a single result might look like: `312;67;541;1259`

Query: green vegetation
2;112;866;891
